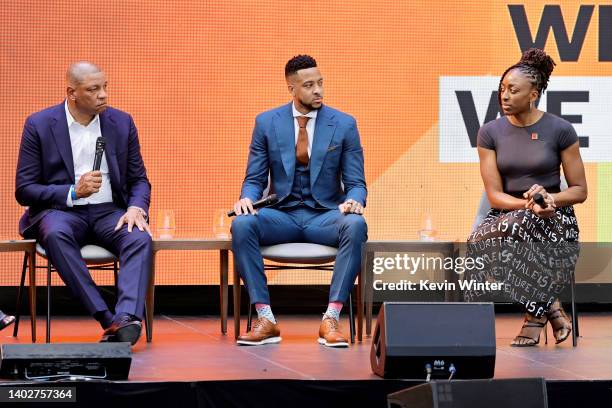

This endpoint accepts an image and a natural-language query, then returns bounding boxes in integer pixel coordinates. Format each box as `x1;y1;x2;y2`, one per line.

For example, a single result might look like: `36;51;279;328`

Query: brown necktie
296;116;310;166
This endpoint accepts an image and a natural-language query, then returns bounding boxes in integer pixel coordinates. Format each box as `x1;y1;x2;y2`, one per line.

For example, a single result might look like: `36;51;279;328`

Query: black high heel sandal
511;313;548;347
547;301;572;344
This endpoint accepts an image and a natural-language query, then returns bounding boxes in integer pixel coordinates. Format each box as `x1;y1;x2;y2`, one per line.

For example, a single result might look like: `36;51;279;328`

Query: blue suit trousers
231;206;367;305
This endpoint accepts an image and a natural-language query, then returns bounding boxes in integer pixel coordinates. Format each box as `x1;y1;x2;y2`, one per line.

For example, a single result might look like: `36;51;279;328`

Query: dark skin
67;70;109;201
478;68;588;219
66;64;151;235
233;66;364;216
480;68;587;346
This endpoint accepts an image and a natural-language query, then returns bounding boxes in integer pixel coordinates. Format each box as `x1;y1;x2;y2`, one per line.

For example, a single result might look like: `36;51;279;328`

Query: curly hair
498;48;556;107
285;55;317;77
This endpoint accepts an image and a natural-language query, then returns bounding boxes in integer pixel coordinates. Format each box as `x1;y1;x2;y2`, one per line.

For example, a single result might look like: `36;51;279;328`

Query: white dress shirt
65;100;113;206
292;103;318;157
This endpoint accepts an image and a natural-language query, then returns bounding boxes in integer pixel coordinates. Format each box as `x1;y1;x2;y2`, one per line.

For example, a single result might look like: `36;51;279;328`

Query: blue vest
280;161;318;208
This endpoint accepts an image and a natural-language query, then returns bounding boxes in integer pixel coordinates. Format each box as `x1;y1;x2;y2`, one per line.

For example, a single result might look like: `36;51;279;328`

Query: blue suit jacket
240;103;366;208
15;102;151;236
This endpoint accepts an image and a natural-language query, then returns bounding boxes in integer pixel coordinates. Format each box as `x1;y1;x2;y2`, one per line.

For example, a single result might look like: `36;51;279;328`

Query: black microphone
533;193;547;209
227;194;278;217
93;137;106;171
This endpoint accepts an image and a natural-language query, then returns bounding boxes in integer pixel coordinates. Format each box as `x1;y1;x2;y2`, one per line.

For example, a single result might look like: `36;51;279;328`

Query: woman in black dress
468;48;587;346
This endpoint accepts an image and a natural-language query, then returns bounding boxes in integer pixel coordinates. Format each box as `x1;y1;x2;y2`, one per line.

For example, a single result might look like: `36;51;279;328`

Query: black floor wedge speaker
0;343;132;380
387;378;548;408
371;302;496;379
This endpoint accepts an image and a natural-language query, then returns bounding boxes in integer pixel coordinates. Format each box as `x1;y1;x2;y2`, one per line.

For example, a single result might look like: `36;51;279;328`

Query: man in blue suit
232;55;367;347
15;62;152;345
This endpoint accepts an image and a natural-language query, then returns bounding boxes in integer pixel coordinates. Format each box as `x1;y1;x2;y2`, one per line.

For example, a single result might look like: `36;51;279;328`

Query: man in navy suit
232;55;367;347
15;62;152;344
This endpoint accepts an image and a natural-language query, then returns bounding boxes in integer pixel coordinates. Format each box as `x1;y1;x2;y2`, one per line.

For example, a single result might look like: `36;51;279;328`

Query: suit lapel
50;104;75;183
309;106;336;186
99;110;121;191
274;103;296;180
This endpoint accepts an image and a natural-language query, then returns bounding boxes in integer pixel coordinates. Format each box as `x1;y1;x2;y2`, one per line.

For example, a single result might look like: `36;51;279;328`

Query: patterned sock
255;304;276;324
323;302;343;321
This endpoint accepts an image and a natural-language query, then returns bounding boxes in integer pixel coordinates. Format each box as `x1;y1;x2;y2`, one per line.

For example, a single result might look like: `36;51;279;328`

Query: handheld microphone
227;194;278;217
533;193;547;209
93;137;106;171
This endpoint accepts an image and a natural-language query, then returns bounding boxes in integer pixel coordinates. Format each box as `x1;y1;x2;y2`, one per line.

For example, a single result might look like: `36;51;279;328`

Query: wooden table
0;239;37;342
150;238;232;342
360;240;459;340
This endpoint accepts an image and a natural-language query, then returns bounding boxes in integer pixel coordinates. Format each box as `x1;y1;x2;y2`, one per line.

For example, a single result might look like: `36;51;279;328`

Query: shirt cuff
66;186;74;207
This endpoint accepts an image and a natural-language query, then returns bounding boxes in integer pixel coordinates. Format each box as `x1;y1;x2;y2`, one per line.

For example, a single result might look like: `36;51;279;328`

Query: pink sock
328;302;343;312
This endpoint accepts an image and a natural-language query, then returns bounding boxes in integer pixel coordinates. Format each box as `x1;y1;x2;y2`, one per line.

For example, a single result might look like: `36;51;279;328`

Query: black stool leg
46;261;51;343
247;301;253;332
570;272;578;347
13;253;29;337
113;261;119;296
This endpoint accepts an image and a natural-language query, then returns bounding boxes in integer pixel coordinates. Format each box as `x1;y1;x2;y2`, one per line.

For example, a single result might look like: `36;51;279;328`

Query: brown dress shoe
318;317;349;348
236;317;282;346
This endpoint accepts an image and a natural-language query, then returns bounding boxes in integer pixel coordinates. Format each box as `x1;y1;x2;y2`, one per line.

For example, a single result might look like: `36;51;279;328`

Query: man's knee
39;227;74;246
231;215;258;237
339;214;367;238
124;230;152;251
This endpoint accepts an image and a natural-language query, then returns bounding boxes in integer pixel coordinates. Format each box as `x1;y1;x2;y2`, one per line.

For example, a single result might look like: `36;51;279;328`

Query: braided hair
498;48;556;107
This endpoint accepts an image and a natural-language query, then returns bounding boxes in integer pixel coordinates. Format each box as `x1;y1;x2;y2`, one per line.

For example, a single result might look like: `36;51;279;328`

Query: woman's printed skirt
465;206;580;317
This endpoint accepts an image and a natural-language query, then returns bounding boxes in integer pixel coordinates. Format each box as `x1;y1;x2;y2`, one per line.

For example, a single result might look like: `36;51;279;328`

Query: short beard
298;97;322;111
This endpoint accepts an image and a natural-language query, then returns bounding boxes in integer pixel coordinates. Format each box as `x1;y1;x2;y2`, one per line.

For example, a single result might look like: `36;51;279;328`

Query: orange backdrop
0;1;606;287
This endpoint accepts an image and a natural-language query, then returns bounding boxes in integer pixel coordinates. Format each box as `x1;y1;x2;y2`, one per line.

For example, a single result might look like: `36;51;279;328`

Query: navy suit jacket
240;103;366;208
15;102;151;237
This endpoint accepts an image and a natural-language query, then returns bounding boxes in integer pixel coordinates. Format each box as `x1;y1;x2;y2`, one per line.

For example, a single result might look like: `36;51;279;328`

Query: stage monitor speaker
387;378;548;408
0;343;132;380
371;302;495;379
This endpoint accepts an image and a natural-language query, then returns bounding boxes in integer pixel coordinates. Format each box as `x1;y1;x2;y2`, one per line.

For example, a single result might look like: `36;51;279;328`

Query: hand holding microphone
93;137;106;171
524;184;555;218
75;137;105;199
229;194;278;216
533;193;547;208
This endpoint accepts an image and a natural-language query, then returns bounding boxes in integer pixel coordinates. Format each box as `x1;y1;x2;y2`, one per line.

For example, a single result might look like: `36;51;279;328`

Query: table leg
46;262;51;343
146;251;156;343
366;252;374;337
357;266;363;342
28;250;36;343
13;253;28;338
233;263;241;340
220;249;228;335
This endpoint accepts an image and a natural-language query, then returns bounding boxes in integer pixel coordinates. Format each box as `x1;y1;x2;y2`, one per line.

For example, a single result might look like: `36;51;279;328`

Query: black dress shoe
100;315;142;345
0;311;15;332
